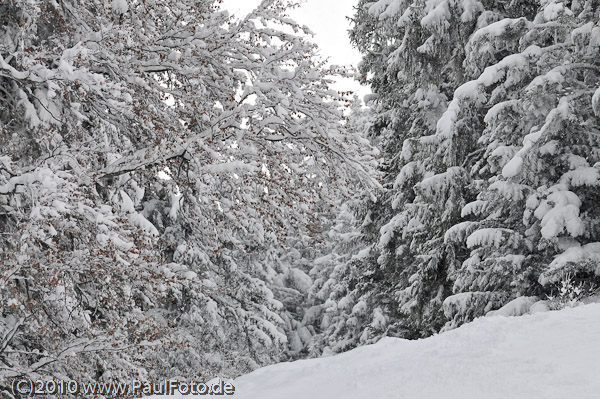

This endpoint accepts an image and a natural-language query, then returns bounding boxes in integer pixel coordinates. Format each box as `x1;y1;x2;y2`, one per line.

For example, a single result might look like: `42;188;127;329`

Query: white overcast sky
222;0;369;98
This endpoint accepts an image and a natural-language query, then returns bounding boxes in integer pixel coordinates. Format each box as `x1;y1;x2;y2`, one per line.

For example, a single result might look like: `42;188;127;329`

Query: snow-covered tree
300;98;383;355
445;0;600;328
330;0;508;342
329;0;600;346
0;0;375;384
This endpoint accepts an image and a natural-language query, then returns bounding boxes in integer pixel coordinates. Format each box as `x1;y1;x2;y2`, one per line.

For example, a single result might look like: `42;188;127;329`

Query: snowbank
233;303;600;399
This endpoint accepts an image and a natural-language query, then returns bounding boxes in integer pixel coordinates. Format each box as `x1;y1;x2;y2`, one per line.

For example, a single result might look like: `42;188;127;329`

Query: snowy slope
233;304;600;399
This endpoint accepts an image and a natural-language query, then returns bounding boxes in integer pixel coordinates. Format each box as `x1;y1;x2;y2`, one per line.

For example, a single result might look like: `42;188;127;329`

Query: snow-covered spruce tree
300;98;383;356
302;195;386;355
325;0;514;343
315;0;561;348
444;0;600;328
0;0;375;385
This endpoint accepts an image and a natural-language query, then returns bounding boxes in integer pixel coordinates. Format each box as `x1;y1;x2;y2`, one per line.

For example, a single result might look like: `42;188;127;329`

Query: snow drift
233;303;600;399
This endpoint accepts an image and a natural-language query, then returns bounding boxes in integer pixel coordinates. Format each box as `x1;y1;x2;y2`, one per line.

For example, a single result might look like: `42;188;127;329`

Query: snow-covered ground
234;303;600;399
144;303;599;399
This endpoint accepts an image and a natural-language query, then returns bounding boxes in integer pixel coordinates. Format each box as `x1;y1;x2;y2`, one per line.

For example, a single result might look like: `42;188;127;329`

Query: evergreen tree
445;0;600;328
302;100;386;356
325;0;600;348
336;0;511;342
